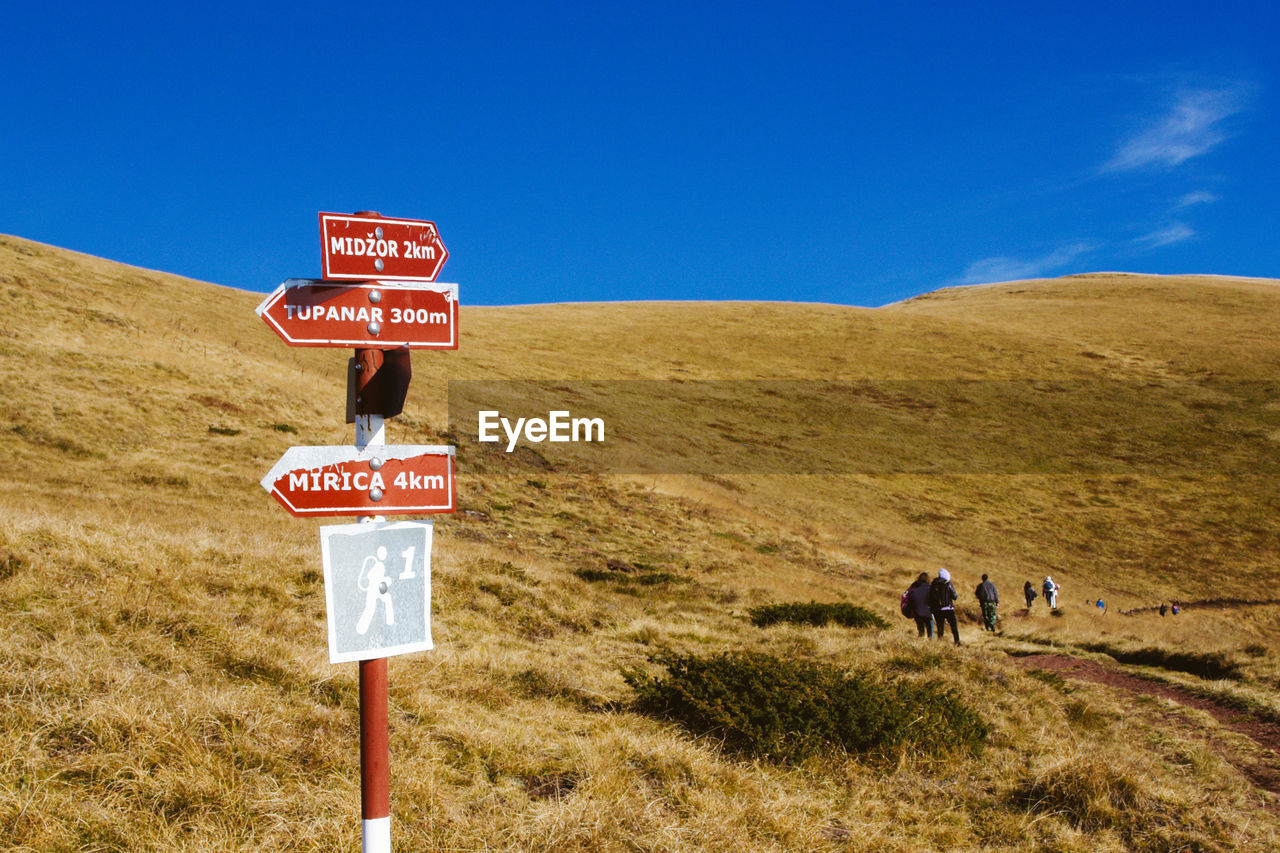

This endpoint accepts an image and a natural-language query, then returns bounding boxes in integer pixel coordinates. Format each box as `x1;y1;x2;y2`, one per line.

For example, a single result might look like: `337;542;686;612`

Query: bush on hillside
748;601;889;630
624;651;988;764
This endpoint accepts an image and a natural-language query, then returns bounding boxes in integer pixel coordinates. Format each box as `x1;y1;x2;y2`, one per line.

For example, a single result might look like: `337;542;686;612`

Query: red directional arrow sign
320;212;449;282
255;280;458;348
261;445;456;517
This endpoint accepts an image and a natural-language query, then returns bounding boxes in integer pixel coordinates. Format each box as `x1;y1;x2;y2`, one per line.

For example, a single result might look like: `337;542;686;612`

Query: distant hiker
975;573;999;632
930;568;961;646
1042;576;1060;609
1096;599;1106;614
1160;602;1168;617
1024;581;1037;609
906;572;934;639
1171;602;1180;615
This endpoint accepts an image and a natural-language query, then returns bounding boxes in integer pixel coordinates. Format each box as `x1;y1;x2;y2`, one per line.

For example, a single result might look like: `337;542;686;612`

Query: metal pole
353;210;392;852
355;351;390;852
359;656;391;852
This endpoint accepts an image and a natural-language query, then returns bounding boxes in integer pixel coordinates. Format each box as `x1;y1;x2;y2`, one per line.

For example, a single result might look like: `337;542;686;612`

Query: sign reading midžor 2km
320;212;449;282
256;280;458;348
261;445;456;517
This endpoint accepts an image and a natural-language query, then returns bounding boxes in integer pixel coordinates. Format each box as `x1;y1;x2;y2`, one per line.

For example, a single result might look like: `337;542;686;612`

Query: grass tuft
748;601;890;630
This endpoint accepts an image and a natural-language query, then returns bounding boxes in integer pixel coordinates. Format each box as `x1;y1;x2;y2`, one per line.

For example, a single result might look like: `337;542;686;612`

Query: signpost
259;211;456;853
320;212;449;282
260;445;456;517
256;280;459;348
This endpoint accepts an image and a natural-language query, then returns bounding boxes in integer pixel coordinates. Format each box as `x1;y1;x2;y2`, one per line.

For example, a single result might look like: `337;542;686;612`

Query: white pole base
362;816;391;853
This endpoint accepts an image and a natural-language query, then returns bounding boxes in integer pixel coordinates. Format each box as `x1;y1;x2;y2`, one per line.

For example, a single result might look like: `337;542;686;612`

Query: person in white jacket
1042;576;1060;610
929;568;961;646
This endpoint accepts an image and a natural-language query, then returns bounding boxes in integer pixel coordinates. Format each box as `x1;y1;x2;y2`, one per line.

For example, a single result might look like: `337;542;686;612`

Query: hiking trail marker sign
256;280;458;348
260;211;457;853
321;521;433;663
261;445;456;517
320;212;449;282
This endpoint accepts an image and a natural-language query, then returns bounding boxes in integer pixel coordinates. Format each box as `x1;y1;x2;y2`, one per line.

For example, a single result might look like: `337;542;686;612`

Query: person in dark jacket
930;568;961;646
907;572;934;639
1024;580;1037;609
975;574;999;632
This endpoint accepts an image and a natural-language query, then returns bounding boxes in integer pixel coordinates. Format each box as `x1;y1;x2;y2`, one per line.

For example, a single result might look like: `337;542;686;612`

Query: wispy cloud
1104;84;1253;172
958;242;1093;285
1175;190;1219;208
1135;222;1195;249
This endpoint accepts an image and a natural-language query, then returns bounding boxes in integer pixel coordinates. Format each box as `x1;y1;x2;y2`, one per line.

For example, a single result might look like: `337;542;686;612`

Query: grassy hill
1;233;1278;850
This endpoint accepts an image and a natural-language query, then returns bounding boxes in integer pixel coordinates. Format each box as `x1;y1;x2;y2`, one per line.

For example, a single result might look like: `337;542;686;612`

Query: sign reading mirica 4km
261;445;456;517
319;212;449;282
256;280;458;348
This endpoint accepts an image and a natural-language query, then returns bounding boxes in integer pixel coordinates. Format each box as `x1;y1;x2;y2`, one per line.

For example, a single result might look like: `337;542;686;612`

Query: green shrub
748;601;890;630
575;567;687;587
624;651;988;764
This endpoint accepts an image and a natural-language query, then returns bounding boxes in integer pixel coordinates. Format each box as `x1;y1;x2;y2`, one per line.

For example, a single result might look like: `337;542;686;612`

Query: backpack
929;579;955;610
900;590;914;619
1043;579;1054;595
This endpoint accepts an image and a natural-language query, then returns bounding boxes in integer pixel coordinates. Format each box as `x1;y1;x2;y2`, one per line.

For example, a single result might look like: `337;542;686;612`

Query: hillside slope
1;234;1278;851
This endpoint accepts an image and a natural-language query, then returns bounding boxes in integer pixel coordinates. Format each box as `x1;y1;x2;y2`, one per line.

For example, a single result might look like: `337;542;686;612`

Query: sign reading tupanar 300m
256;279;458;348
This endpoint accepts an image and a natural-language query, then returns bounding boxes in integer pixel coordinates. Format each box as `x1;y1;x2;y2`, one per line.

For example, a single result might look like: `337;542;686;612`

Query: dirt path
1115;598;1280;616
999;598;1280;620
1012;653;1280;798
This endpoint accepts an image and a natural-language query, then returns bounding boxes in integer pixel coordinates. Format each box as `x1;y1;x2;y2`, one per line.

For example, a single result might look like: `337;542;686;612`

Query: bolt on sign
256;280;459;348
321;521;433;663
320;212;449;282
261;445;456;517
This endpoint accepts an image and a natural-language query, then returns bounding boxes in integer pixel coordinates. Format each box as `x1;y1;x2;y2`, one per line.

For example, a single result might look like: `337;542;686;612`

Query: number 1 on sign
399;546;417;580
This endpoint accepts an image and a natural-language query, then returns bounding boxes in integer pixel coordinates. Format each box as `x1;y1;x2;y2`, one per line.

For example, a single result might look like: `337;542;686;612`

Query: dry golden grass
2;233;1279;849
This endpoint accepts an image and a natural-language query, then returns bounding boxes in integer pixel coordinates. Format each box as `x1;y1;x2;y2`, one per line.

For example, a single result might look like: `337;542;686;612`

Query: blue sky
1;2;1276;306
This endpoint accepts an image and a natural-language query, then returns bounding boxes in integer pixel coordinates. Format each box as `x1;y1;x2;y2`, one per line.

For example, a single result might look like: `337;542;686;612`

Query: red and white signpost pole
259;211;456;853
354;300;391;852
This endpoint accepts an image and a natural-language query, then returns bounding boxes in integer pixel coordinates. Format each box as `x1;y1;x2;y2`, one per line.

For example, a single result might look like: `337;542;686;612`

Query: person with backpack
1024;580;1037;609
904;572;934;638
1043;576;1060;609
930;568;961;646
975;573;999;632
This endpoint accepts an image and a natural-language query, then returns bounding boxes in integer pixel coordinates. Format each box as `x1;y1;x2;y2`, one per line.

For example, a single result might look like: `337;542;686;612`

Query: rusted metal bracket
347;346;412;422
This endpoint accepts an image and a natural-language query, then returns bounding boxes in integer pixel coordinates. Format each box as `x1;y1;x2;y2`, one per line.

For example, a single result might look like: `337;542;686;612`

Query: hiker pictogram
357;546;395;634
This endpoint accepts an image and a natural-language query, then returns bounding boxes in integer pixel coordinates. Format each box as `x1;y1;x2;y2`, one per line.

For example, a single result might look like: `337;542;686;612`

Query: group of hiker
901;571;1065;644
